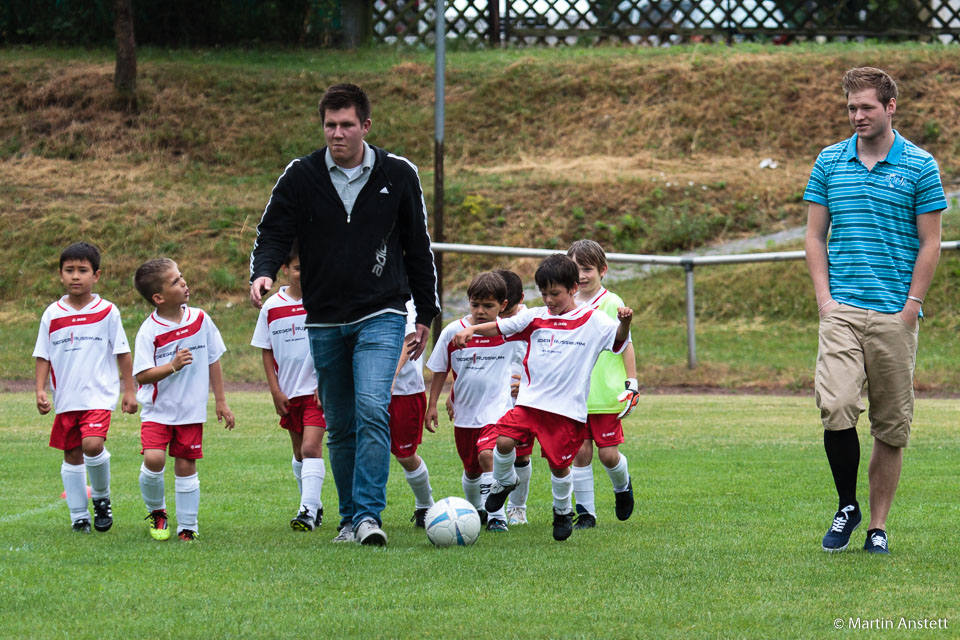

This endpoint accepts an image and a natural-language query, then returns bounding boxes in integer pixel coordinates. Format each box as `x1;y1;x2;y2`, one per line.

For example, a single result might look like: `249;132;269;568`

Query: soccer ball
424;497;481;547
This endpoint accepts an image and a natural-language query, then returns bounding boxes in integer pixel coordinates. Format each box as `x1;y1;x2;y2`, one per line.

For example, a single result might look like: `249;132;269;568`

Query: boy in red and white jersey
567;239;640;530
251;241;327;532
453;254;632;541
389;298;434;528
426;272;521;531
34;242;138;533
133;258;235;542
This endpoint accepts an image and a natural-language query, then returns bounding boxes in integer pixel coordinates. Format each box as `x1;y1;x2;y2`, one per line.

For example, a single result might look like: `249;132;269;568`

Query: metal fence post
682;259;696;369
433;0;445;345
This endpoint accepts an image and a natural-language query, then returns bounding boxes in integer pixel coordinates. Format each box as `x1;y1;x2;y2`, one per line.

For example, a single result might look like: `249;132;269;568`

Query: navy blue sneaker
863;529;890;554
822;504;861;552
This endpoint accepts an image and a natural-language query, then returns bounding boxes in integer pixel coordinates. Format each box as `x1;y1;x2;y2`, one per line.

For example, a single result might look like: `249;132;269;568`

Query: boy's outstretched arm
424;369;447;433
614;307;633;349
452;320;499;348
35;358;51;415
117;352;138;414
209;360;235;430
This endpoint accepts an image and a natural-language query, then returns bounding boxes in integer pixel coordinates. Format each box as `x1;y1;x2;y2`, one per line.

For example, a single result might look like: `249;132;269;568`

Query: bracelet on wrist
170;362;178;374
906;295;924;306
817;299;835;312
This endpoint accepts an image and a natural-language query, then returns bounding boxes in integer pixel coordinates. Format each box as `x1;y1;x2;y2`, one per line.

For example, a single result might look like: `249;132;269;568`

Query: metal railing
432;240;960;368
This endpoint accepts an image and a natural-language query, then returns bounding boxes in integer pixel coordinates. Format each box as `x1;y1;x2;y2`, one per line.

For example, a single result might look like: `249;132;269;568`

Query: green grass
0;393;960;638
1;392;958;638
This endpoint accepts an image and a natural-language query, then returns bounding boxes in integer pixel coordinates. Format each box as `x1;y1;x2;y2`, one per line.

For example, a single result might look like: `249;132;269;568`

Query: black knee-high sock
823;428;860;511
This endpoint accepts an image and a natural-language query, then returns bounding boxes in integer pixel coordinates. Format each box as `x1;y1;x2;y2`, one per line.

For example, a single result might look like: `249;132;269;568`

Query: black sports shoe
614;478;634;521
72;518;92;533
92;497;113;532
315;506;323;528
484;479;518;515
486;518;508;532
291;507;315;531
573;504;596;530
552;509;573;541
477;509;488;526
411;508;428;528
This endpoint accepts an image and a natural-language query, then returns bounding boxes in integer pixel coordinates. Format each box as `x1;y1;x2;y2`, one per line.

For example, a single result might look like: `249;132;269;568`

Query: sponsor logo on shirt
887;173;905;188
52;334;103;346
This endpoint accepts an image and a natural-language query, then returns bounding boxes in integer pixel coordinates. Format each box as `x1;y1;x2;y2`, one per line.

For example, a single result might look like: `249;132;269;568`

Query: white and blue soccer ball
425;497;481;547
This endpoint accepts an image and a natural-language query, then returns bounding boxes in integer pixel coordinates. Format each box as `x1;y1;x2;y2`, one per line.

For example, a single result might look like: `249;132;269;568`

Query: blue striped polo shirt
804;130;947;313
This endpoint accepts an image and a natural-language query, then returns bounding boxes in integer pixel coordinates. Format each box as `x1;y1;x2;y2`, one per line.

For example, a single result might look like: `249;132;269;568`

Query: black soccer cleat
92;497;113;532
484;479;517;515
486;518;509;533
411;508;428;528
552;509;574;541
614;478;634;521
72;518;92;533
573;504;596;530
291;507;315;532
314;506;323;528
477;509;488;526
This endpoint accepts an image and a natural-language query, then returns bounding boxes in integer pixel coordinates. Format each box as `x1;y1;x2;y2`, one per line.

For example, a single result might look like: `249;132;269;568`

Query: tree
113;0;137;107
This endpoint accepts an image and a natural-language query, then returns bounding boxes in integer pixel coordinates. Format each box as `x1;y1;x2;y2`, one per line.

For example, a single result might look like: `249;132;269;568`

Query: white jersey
393;299;425;396
250;287;317;399
134;306;227;425
33;295;130;413
427;315;521;429
496;304;625;423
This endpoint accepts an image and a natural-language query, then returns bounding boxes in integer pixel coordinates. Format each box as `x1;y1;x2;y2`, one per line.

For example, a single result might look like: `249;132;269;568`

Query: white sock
404;460;435;510
174;473;200;533
604;453;630;492
61;461;89;522
139;463;166;512
300;457;325;518
551;473;573;514
83;449;111;500
508;460;532;509
481;471;506;520
572;464;596;515
492;447;518;486
462;472;482;510
292;457;303;495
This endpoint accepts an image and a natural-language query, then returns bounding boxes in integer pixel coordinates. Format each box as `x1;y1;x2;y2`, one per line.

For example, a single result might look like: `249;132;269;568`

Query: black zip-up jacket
250;145;440;327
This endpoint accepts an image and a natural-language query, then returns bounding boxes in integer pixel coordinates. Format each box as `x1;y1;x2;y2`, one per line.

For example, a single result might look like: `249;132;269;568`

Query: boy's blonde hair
134;258;176;306
842;67;898;106
567;239;607;271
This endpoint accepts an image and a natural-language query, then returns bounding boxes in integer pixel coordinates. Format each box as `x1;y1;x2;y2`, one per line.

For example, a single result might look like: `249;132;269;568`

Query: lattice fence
372;0;960;46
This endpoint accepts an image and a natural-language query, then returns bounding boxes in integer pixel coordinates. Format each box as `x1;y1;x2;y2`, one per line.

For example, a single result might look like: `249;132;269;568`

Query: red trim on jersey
267;304;306;324
612;337;626;353
48;304;113;334
503;309;595;344
445;334;507;360
50;365;57;390
153;311;204;349
586;287;608;309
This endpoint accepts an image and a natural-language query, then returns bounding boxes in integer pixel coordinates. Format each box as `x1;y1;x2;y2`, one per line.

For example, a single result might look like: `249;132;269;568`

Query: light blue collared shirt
325;142;375;222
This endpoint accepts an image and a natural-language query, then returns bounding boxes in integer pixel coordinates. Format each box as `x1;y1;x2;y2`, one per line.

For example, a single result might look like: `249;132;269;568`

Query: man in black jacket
249;84;440;546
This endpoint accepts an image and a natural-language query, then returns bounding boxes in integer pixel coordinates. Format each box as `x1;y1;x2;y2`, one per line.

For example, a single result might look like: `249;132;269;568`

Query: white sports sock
300;457;325;518
462;472;482;510
139;463;166;512
481;471;506;520
604;453;630;493
492;447;518;486
551;473;573;515
83;448;111;500
572;464;596;515
61;461;89;522
404;460;435;510
508;460;532;509
174;473;200;533
292;457;303;495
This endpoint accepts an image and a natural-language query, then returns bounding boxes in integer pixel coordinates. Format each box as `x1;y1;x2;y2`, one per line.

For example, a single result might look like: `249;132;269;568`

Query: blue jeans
308;313;404;527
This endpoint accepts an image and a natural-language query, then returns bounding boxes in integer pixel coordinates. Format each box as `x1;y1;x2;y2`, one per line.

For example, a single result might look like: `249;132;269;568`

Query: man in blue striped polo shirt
804;67;946;555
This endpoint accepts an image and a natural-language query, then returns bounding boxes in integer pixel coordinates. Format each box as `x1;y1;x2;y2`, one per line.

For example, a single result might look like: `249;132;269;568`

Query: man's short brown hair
318;83;371;124
134;258;176;306
467;271;507;303
842;67;898;106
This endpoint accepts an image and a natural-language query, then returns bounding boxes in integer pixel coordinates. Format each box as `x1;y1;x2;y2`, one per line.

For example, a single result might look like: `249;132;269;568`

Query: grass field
1;392;957;639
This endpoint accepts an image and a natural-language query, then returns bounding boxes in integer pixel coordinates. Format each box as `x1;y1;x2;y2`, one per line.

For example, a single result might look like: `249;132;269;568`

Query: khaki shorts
815;304;919;448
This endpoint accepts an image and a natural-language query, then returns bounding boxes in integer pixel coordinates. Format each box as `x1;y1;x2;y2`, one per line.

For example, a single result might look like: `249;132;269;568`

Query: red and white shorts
49;409;111;451
141;422;204;459
454;426;484;476
477;423;535;457
495;406;586;470
389;392;426;458
585;413;625;447
280;394;326;434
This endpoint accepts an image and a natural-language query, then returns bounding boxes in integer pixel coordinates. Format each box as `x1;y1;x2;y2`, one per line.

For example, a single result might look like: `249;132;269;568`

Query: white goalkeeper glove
617;378;640;419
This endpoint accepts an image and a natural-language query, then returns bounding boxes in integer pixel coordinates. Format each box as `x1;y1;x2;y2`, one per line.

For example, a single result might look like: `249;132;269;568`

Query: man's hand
617;378;640;420
407;323;430;361
250;276;274;309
